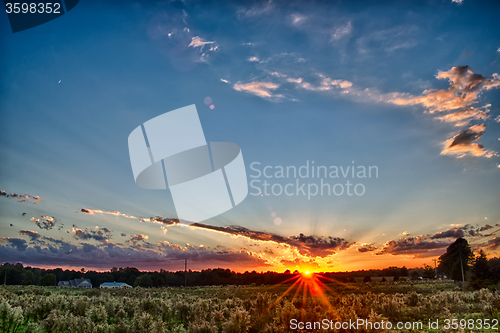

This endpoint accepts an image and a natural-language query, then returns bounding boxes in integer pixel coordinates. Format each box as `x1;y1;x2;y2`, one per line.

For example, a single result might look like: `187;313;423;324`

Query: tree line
1;237;498;289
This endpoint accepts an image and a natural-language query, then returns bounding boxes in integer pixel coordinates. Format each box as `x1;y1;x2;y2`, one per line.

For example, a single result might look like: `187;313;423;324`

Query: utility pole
184;259;187;288
432;259;438;278
459;250;465;284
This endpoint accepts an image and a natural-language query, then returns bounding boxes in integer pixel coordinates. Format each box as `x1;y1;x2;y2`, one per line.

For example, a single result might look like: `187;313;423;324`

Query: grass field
1;278;499;332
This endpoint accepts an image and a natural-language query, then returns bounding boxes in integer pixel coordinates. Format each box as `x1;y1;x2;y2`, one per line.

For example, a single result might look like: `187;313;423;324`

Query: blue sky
1;0;499;272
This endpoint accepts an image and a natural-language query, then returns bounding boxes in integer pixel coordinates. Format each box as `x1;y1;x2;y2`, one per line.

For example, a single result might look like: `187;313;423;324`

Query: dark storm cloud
0;238;28;251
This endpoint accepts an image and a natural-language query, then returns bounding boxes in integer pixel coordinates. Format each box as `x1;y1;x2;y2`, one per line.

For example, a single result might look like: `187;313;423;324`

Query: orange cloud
80;208;137;219
442;124;496;158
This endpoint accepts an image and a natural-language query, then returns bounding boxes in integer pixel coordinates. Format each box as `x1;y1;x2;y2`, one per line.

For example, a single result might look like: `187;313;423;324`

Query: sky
0;0;499;273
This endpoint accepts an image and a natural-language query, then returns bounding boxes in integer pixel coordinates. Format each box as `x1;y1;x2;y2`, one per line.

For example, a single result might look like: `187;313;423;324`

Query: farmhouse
57;278;93;288
100;281;132;289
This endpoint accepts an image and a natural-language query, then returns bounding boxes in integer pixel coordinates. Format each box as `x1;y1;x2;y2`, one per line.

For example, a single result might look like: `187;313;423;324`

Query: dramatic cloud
393;66;500;113
435;105;490;127
378;224;496;257
129;234;149;243
80;208;137;219
479;225;494;232
0;238;28;251
391;66;500;157
487;237;500;250
19;230;41;242
71;227;112;243
378;236;451;257
0;237;265;270
442;124;496;158
431;228;464;239
186;223;353;257
358;243;377;253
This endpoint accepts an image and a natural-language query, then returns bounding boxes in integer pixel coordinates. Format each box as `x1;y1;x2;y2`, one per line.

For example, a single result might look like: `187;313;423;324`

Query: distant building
57;278;93;288
100;281;132;289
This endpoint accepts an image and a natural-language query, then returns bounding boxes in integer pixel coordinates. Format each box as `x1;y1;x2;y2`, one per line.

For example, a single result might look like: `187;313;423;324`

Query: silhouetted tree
470;250;491;289
156;277;165;287
134;274;153;287
40;273;56;286
438;237;473;282
423;265;435;279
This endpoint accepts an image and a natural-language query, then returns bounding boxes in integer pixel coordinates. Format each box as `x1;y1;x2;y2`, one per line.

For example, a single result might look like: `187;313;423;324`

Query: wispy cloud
188;36;215;49
233;81;282;100
290;13;306;26
140;216;180;225
80;208;137;219
237;1;274;18
331;21;352;41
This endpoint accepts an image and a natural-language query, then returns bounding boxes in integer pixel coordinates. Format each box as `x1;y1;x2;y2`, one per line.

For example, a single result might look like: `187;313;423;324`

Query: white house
100;281;132;289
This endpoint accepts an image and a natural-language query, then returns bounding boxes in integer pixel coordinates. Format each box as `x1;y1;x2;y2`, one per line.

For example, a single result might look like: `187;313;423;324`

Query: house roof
58;278;92;287
100;281;130;286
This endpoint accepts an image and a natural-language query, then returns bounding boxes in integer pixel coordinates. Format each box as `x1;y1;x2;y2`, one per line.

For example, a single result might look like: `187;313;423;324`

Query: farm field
1;279;499;333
